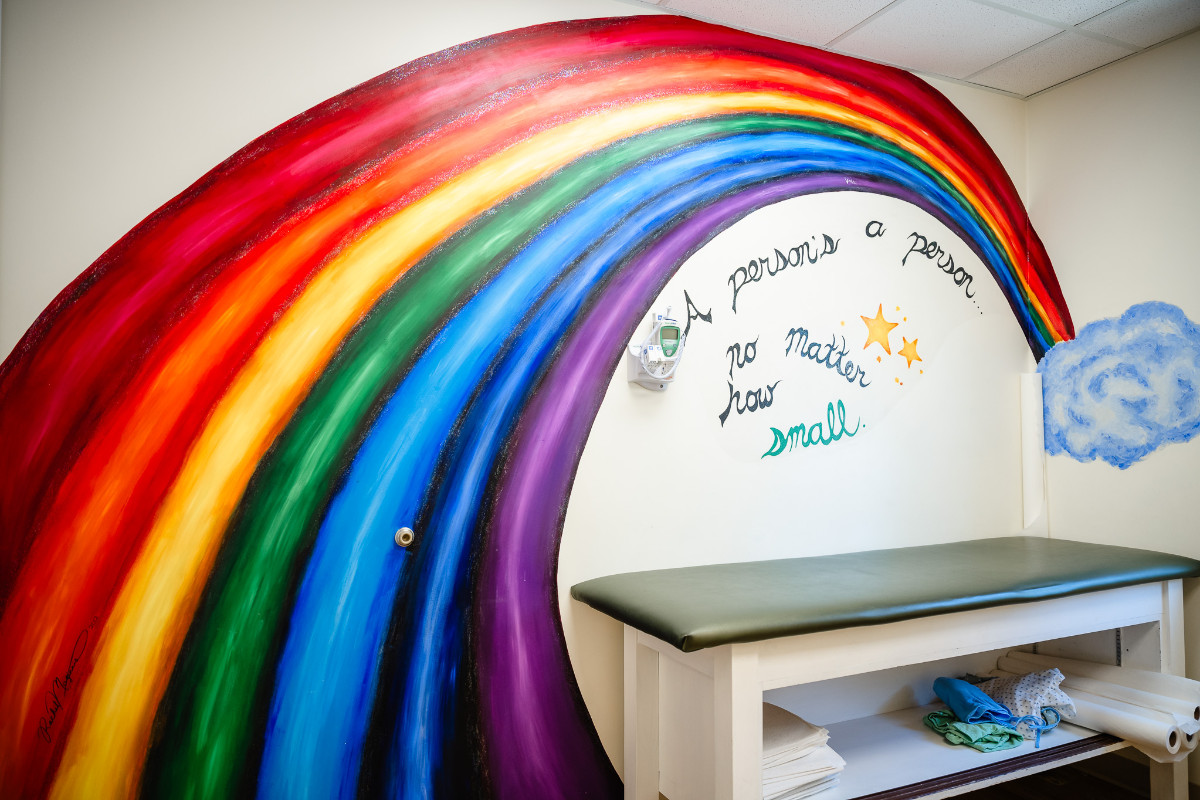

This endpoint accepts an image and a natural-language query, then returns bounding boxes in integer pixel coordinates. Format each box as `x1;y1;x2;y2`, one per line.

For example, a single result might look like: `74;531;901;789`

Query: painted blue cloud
1039;301;1200;469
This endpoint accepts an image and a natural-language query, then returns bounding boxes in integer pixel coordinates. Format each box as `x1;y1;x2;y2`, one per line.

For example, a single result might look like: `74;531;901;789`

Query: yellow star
860;304;898;354
898;336;922;368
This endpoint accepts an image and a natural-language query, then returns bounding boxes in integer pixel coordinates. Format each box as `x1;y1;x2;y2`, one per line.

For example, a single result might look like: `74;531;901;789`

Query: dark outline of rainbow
0;16;1073;800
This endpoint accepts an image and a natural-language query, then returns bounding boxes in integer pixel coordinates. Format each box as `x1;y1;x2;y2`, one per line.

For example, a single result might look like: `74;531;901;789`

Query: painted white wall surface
560;189;1035;768
555;60;1034;777
1027;28;1200;784
0;0;656;357
556;70;1034;773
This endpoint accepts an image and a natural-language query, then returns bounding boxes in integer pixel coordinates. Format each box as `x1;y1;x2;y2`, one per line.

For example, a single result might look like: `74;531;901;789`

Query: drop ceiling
623;0;1200;97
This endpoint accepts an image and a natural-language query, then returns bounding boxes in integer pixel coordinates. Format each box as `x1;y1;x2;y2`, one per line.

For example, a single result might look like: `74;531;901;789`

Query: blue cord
1011;707;1062;748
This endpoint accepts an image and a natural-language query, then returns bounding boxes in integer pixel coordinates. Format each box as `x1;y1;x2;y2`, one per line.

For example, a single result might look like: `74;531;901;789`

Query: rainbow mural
0;15;1073;800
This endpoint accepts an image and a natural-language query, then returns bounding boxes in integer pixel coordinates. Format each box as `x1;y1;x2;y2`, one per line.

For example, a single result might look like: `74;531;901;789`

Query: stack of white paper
763;703;845;800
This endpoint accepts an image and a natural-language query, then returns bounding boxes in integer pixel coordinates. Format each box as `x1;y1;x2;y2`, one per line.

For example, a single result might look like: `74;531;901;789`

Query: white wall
0;0;655;356
1027;28;1200;783
560;190;1035;770
556;72;1035;771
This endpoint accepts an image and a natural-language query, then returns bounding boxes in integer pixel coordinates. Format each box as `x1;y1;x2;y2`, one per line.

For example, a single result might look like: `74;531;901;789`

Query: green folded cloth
923;709;1024;752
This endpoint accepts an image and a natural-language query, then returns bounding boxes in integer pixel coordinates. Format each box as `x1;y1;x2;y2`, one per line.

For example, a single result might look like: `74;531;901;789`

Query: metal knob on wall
394;527;415;548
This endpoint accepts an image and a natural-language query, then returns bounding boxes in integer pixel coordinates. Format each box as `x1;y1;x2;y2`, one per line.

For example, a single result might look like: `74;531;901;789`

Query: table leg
625;626;660;800
1149;581;1188;800
713;646;762;800
1148;761;1186;800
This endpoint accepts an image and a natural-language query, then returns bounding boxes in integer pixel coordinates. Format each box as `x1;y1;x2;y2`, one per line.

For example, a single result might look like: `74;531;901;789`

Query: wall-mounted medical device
627;307;686;391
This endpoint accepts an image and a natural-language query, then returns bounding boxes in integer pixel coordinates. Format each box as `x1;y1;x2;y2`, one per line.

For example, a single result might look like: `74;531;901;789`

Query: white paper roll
1068;688;1183;762
996;655;1200;734
990;664;1185;762
1063;675;1199;735
1003;651;1200;709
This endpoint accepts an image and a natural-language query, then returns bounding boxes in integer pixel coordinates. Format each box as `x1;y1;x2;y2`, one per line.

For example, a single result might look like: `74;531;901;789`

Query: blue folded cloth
933;677;1059;747
933;677;1014;725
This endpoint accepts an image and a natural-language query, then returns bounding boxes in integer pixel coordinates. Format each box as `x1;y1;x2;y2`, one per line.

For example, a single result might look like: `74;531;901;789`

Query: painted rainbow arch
0;16;1072;800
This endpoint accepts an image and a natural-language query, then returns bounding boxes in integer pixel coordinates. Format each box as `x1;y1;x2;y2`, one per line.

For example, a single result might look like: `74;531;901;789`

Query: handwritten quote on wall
675;215;978;459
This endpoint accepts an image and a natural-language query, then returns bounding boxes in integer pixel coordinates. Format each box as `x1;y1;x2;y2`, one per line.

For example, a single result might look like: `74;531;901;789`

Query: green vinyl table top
569;537;1200;653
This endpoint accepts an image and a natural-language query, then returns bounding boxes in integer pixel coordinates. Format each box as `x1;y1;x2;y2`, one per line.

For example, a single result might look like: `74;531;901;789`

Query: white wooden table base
623;580;1188;800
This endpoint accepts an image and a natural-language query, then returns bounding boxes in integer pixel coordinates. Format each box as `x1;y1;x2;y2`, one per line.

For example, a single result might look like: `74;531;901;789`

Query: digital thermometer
628;308;686;390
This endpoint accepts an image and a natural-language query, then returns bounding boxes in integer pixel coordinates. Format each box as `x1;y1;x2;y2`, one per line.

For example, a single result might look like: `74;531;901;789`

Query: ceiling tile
831;0;1061;78
1080;0;1200;47
984;0;1126;26
969;30;1136;96
659;0;894;46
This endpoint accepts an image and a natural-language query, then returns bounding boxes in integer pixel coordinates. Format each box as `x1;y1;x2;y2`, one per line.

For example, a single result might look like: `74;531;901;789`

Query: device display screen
660;326;680;356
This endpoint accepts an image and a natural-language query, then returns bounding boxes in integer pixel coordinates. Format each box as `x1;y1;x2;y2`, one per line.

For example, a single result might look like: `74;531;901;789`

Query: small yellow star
898;336;922;368
860;304;899;354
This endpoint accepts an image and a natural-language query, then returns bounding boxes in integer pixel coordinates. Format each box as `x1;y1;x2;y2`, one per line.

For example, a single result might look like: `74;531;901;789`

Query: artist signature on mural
761;399;861;457
36;617;98;744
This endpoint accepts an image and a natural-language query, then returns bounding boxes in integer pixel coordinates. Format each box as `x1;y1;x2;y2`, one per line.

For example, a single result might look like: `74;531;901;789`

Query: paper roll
1063;675;1198;735
1003;651;1200;706
1069;689;1183;762
996;655;1200;734
991;665;1186;762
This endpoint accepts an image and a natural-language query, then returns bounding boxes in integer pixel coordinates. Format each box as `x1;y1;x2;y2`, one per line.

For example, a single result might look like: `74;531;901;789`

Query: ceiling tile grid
969;29;1140;95
1080;0;1200;47
976;0;1129;26
658;0;895;46
829;0;1063;79
633;0;1200;98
